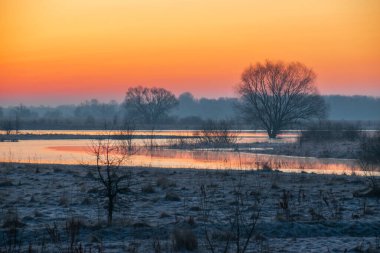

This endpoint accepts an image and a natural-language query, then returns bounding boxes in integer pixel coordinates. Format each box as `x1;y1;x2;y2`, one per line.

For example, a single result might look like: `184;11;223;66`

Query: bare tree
89;132;135;225
238;61;327;138
124;86;178;126
124;86;178;149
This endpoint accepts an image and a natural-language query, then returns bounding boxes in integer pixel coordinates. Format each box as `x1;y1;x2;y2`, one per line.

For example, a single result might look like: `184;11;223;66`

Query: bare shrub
119;121;136;153
260;161;273;171
0;179;13;187
166;137;196;149
46;223;61;246
1;208;25;253
356;132;380;197
58;194;69;207
200;172;263;253
172;228;198;251
165;191;181;201
196;120;239;148
277;190;291;221
65;218;81;249
45;219;100;253
2;208;24;229
88;131;135;225
153;238;162;253
141;183;155;193
156;176;175;189
159;212;170;218
300;120;361;142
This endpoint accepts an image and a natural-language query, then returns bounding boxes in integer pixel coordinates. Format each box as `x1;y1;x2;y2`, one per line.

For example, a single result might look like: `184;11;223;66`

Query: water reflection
4;130;299;143
0;139;366;175
11;129;298;137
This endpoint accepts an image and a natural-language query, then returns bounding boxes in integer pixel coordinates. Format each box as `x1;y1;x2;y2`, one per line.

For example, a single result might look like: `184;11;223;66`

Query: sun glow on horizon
1;0;379;105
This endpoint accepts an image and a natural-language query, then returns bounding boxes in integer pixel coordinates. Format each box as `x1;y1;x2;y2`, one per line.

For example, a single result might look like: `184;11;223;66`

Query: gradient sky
1;0;379;105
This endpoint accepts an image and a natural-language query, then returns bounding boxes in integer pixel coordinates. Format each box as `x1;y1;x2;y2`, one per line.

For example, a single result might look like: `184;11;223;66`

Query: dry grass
141;183;155;193
165;191;180;201
156;176;176;189
172;228;198;251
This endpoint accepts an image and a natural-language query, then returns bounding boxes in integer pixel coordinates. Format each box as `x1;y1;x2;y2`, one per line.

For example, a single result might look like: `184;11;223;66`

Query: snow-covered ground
0;163;379;252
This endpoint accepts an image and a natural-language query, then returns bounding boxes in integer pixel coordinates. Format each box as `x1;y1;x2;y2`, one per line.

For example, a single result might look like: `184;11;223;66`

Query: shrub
142;183;155;193
59;194;69;207
359;132;380;166
156;176;175;189
172;228;198;251
195;120;239;148
1;209;25;253
159;212;170;218
0;179;13;187
2;208;24;229
356;132;380;196
300;120;361;142
261;161;273;171
165;191;181;201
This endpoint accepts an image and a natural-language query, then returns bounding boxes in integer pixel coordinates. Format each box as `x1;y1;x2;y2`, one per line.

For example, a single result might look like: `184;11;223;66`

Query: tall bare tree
238;61;327;138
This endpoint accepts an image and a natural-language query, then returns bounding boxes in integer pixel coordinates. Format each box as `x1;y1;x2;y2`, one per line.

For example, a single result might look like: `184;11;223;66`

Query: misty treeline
0;94;379;131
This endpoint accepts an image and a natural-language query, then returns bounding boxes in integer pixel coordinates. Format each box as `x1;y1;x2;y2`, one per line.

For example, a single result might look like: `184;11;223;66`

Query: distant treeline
324;95;380;121
0;94;379;130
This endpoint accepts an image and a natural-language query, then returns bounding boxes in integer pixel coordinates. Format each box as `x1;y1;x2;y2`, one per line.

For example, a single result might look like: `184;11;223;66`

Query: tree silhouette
89;131;135;225
124;86;178;127
238;61;327;138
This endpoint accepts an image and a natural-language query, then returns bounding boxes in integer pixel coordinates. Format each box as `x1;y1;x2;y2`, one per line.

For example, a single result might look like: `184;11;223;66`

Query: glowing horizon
1;0;379;105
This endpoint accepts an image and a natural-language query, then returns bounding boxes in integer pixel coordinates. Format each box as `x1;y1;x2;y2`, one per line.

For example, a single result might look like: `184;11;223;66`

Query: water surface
0;138;362;175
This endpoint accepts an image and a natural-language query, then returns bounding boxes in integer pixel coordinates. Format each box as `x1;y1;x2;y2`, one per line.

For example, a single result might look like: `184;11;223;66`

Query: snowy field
1;163;379;252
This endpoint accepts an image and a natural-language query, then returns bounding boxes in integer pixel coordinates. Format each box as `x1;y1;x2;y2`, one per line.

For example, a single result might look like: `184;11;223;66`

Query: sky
1;0;379;105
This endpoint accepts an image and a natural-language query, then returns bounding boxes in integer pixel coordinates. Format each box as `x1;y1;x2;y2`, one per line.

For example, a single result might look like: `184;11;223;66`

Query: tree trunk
267;129;278;139
150;125;155;151
108;198;113;225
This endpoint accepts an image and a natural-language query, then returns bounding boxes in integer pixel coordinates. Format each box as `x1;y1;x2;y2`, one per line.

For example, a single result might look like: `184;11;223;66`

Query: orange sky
1;0;379;105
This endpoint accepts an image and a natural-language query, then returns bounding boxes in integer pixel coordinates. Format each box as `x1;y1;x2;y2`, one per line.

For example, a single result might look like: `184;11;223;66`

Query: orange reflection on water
47;145;361;175
0;139;371;175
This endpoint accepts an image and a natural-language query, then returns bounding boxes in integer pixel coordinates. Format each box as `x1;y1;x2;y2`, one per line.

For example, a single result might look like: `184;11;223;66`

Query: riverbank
242;140;361;159
1;163;379;252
